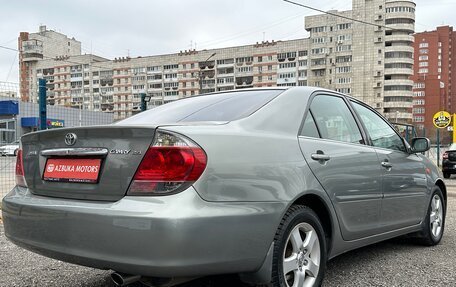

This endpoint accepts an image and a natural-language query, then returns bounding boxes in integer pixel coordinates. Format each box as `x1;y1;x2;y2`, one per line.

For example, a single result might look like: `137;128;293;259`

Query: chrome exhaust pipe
111;272;141;286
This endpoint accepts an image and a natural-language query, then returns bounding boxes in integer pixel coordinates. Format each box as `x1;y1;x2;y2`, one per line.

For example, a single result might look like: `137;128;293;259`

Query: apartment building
305;0;415;123
18;25;82;102
27;39;311;120
411;26;456;135
19;0;415;121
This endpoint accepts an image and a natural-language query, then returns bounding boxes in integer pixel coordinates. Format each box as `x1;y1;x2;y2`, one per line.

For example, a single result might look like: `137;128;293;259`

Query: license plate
43;158;102;183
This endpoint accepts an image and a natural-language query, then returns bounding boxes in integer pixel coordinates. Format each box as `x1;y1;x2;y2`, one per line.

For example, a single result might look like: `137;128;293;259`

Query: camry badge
64;133;77;146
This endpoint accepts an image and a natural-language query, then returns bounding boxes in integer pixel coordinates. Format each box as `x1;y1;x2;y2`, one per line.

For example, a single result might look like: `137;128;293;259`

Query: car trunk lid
21;126;155;201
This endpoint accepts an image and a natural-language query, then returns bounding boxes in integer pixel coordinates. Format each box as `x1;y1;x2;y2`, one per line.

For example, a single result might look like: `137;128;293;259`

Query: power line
283;0;399;31
6;52;18;82
196;11;309;49
0;45;19;52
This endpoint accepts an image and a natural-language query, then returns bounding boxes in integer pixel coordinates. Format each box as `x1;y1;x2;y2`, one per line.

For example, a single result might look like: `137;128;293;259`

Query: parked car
442;143;456;178
2;87;446;287
0;140;19;156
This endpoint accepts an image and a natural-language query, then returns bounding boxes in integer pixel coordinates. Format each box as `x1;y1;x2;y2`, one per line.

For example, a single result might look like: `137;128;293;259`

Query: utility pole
38;78;47;130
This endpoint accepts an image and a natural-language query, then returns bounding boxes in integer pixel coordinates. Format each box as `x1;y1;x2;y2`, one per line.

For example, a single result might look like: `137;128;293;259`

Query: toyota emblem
64;133;77;146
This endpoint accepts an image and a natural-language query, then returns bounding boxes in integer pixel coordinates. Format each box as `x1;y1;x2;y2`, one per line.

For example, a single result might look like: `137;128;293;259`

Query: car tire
443;172;450;179
417;187;446;246
271;205;327;287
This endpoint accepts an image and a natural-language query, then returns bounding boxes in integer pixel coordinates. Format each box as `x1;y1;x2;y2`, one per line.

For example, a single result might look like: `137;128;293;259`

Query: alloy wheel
283;223;320;287
430;194;443;238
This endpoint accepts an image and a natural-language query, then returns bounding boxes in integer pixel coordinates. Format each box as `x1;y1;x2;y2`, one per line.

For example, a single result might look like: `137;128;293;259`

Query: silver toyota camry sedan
2;87;446;287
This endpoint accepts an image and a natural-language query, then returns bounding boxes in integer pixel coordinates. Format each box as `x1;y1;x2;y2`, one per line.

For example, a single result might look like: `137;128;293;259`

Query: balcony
277;77;297;85
385;34;414;44
384;68;413;76
385;23;414;33
384;111;413;121
383;101;413;108
384;57;414;65
385;45;414;54
384;79;413;87
22;40;43;62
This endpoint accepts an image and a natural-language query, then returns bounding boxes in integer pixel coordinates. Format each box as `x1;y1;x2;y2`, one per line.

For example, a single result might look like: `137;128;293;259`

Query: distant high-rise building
18;1;416;121
18;25;82;102
305;0;416;123
411;26;456;136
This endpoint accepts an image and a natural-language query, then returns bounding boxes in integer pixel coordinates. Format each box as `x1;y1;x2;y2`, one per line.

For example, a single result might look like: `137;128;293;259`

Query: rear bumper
2;186;285;277
442;160;456;172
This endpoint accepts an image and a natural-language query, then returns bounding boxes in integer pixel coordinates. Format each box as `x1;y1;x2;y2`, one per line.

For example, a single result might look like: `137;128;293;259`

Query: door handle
311;153;331;161
381;161;393;169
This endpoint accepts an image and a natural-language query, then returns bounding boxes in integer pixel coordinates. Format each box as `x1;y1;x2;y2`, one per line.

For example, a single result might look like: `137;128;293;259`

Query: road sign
433;111;451;128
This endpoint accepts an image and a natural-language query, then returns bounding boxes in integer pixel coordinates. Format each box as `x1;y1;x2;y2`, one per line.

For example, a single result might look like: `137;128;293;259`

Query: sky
1;0;455;85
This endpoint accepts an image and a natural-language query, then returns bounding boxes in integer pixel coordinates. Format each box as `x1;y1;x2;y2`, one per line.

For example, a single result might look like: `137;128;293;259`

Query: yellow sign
433;111;451;128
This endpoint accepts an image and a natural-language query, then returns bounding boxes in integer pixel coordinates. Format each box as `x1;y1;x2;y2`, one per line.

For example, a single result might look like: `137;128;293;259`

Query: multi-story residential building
411;26;456;136
18;25;82;102
19;1;416;121
305;0;415;123
24;39;311;120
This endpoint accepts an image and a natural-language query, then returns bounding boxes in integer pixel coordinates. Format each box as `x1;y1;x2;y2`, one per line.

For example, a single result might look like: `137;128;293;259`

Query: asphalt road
1;193;456;287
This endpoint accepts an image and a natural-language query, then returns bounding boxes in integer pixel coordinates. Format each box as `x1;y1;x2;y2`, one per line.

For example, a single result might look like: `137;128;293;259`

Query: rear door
349;101;428;230
21;126;155;201
298;94;384;241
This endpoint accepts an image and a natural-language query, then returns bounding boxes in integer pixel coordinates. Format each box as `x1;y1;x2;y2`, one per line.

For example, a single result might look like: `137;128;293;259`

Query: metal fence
0;81;114;199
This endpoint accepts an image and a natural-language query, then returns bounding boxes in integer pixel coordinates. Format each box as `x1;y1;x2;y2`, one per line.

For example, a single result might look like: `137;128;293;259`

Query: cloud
0;0;454;86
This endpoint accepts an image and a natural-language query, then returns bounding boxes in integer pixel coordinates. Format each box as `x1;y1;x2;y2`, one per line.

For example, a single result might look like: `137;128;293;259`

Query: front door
350;101;428;231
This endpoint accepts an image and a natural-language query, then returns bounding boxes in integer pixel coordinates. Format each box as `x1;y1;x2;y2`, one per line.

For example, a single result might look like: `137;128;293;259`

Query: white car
0;141;19;156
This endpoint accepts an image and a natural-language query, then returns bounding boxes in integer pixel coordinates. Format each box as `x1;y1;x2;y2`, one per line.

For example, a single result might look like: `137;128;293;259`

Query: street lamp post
198;52;216;95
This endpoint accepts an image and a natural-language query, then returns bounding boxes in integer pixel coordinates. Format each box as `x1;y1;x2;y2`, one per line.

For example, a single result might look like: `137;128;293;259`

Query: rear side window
310;95;363;144
300;111;320;138
117;90;283;124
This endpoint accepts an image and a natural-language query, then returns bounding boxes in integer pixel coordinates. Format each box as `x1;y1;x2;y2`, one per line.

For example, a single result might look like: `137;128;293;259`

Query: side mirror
411;137;430;153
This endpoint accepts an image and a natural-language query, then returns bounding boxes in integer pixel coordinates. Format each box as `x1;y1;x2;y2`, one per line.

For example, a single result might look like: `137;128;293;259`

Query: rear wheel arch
435;179;447;204
292;194;333;252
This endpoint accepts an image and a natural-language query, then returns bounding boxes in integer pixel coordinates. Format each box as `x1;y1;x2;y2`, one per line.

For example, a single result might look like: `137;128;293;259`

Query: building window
311;26;326;33
336;45;351;52
337;77;351;84
418;68;428;74
419;55;428;61
278;62;297;69
413;82;425;89
336;66;352;73
419;42;429;48
311;48;326;55
419;62;428;67
337;23;352;30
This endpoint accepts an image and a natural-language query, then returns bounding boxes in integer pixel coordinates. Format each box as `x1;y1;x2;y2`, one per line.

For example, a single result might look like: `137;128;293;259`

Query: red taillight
15;149;27;187
443;152;449;159
128;130;207;195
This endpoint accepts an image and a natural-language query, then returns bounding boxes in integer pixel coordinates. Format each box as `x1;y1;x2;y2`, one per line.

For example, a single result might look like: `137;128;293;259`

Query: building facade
19;0;416;121
305;0;415;122
411;26;456;137
19;25;82;102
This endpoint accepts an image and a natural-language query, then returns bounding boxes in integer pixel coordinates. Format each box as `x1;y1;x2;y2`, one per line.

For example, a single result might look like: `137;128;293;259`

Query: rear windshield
117;90;283;125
